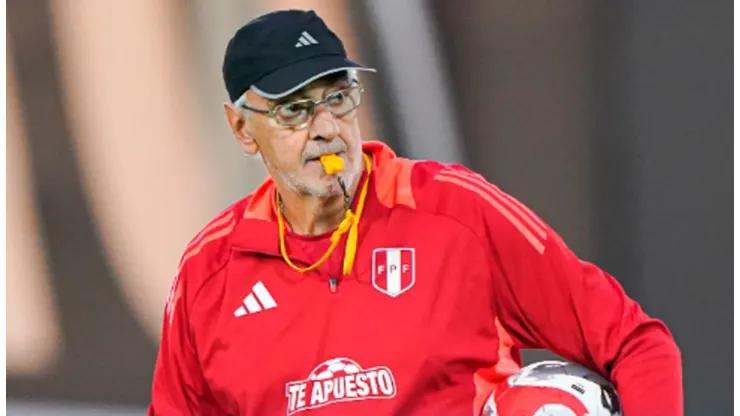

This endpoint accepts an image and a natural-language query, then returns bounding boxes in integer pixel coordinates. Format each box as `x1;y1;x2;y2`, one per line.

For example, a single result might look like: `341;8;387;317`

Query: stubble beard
269;152;362;199
279;170;342;198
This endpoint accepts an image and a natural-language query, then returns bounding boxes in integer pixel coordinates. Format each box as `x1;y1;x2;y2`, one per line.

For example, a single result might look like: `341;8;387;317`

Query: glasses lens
275;100;313;126
327;86;363;117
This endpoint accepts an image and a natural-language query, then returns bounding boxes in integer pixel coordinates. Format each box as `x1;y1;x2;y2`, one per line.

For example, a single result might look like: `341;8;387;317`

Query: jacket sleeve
474;185;683;415
149;267;225;416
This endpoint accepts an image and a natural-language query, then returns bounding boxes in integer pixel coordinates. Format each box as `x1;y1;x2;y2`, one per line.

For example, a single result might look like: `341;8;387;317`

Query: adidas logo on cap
295;31;319;48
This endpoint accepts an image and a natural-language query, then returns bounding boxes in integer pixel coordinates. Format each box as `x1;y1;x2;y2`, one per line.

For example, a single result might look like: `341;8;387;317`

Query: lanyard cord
276;153;372;276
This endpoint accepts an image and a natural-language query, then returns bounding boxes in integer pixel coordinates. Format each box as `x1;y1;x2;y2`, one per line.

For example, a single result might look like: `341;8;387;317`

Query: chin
320;181;344;197
294;180;342;198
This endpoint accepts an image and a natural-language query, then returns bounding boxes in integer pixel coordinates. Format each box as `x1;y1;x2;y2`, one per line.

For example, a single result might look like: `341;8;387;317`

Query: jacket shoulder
163;195;251;323
373;157;471;212
401;159;490;218
395;161;548;249
177;195;251;280
417;162;551;253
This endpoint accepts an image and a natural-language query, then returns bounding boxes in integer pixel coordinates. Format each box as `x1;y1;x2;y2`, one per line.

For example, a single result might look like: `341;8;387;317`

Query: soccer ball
308;357;362;381
482;360;622;416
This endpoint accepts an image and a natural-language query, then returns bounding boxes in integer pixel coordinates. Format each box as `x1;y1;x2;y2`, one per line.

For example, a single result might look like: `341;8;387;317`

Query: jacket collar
231;141;398;257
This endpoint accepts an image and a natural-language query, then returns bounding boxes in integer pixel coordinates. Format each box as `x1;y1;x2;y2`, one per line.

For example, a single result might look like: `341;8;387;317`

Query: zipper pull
329;277;338;293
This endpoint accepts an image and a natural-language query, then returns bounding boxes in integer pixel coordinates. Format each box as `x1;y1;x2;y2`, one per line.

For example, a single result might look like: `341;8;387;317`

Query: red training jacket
149;141;682;415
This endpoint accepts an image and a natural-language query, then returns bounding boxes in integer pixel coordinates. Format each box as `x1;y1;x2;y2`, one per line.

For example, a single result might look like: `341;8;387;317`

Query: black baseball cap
222;9;376;102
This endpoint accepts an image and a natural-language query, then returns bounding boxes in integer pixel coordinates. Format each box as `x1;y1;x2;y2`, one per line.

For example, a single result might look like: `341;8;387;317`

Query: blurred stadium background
6;0;731;414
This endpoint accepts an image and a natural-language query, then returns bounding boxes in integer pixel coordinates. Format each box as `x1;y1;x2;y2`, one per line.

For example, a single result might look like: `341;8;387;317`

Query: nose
308;108;339;141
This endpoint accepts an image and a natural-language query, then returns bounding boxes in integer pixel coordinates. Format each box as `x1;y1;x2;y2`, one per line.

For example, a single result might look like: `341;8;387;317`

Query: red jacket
149;141;682;415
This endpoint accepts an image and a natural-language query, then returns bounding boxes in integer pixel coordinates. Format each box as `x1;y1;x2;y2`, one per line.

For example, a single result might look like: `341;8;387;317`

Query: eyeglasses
237;84;364;127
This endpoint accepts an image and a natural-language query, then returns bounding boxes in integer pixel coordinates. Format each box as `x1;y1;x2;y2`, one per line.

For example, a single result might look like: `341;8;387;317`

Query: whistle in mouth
319;154;344;175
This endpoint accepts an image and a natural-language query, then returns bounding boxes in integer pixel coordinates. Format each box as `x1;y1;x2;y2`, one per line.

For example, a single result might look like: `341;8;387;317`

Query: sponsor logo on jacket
285;357;397;414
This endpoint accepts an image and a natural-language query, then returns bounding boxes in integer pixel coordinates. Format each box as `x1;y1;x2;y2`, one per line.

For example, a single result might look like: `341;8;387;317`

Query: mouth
305;151;345;164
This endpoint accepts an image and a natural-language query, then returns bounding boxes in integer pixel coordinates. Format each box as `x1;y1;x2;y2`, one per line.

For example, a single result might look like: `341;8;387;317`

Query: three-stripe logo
294;31;319;48
234;281;278;317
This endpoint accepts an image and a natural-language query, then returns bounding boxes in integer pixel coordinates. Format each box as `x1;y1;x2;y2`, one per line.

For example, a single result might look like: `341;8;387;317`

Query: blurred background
6;0;732;414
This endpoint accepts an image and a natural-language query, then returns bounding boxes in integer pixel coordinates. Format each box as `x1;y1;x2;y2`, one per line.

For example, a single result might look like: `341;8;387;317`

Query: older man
149;9;682;416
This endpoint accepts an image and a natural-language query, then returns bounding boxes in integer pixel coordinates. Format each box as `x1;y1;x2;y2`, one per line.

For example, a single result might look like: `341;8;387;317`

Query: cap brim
250;56;376;100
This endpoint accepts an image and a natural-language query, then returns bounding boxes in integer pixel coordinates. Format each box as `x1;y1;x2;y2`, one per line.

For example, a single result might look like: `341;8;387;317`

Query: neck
277;175;362;236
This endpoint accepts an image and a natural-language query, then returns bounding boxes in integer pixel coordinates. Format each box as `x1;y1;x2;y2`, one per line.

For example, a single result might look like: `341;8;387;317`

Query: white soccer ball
308;357;362;381
482;360;622;416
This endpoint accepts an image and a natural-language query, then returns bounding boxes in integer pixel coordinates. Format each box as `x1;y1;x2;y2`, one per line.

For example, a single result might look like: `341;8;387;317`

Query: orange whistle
319;154;344;175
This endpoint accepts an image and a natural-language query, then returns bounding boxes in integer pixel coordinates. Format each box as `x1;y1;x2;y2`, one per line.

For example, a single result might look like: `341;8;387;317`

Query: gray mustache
303;142;347;161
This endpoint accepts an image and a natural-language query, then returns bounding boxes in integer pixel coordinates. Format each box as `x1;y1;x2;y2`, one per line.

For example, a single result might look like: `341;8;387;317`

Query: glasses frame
235;82;364;127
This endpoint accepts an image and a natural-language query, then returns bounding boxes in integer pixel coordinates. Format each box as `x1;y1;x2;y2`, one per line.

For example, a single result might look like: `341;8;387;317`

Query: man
149;9;682;416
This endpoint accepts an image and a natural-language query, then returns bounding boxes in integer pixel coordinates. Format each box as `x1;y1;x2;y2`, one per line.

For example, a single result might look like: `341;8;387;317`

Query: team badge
371;248;415;298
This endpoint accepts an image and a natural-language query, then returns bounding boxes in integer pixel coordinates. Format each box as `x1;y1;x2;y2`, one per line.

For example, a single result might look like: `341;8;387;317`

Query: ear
223;102;259;155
